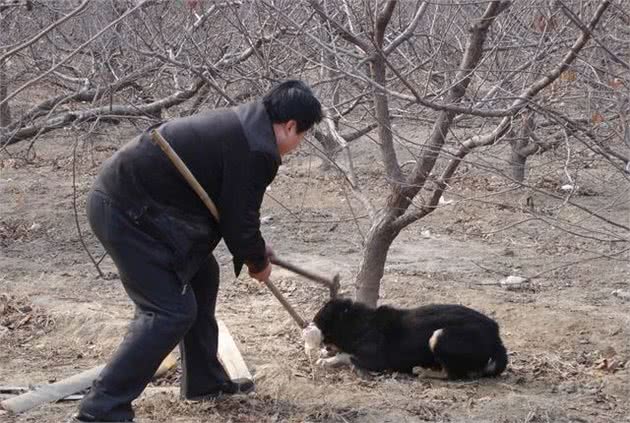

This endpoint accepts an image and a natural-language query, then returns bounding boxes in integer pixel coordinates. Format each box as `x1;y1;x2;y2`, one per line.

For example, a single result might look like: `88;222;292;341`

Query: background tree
1;0;627;307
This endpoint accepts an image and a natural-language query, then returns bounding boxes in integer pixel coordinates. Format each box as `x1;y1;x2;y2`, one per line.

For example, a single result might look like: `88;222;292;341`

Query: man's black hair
263;80;323;133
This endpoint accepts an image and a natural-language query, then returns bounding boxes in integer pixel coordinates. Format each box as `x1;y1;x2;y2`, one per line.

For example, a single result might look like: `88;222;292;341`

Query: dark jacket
93;101;280;284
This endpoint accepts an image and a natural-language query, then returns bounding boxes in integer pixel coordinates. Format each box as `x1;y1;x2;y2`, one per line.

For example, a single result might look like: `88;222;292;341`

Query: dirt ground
1;125;629;423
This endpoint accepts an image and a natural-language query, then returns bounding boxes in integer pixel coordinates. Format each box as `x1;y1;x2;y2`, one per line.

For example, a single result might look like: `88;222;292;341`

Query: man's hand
249;261;271;282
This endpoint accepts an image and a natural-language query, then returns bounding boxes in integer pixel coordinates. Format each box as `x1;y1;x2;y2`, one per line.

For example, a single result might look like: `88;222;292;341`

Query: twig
341;182;365;243
72;130;104;278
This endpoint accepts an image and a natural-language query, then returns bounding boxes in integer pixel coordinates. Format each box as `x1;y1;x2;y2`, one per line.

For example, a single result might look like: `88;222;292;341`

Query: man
71;80;323;422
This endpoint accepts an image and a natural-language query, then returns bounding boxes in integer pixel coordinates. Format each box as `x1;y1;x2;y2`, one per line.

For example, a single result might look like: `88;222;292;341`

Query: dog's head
313;298;356;348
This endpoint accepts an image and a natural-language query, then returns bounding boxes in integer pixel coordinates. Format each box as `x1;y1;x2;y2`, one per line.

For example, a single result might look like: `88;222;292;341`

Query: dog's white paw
316;353;352;368
413;366;448;379
316;356;335;367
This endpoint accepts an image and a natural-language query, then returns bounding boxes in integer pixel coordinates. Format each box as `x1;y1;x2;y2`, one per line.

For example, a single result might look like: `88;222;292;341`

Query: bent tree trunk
355;213;400;306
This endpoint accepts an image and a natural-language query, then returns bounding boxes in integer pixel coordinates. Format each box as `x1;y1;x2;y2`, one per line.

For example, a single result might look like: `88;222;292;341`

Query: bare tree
265;0;624;306
2;0;627;307
0;1;301;149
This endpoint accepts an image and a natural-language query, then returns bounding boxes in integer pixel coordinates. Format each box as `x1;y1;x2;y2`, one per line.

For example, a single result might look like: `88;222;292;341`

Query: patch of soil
1;128;629;423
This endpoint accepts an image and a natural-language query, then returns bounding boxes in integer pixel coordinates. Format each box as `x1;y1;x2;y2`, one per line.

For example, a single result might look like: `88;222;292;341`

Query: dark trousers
78;191;229;421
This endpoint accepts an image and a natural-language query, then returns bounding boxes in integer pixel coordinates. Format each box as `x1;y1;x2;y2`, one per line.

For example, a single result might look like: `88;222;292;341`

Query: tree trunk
355;213;399;307
312;128;339;169
370;56;401;183
510;149;527;182
0;60;10;127
510;112;536;182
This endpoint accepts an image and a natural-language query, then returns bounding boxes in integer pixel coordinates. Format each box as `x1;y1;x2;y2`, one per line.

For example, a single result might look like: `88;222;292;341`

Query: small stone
261;215;274;225
612;289;630;301
503;248;515;257
500;276;529;290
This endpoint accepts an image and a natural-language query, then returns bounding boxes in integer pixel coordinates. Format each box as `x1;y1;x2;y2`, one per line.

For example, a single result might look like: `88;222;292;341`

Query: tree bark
370;56;402;183
510;112;536;182
355;213;399;306
510;149;527;182
0;60;10;127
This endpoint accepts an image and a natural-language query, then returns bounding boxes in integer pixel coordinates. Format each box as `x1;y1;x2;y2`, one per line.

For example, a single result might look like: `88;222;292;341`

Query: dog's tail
483;342;508;377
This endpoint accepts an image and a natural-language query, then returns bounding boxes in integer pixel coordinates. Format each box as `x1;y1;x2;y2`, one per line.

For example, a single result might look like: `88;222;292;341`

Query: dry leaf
561;70;577;82
592;112;605;124
185;0;200;9
532;13;557;33
609;78;624;89
594;358;620;373
16;314;32;328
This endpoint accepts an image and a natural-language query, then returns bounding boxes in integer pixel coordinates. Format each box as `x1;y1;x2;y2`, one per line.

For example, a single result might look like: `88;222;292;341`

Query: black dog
313;298;507;379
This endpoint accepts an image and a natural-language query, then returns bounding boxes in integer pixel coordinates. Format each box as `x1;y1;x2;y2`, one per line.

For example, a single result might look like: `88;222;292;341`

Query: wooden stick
150;129;220;222
270;256;340;298
263;279;307;328
1;365;105;414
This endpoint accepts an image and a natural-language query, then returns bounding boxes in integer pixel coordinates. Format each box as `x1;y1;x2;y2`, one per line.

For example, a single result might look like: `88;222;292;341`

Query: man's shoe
221;378;255;394
68;412;133;422
185;378;255;401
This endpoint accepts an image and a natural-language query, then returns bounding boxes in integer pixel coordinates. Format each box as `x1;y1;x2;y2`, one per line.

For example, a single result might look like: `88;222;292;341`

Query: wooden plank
0;365;105;414
153;351;178;379
0;350;178;414
1;323;250;414
217;320;252;381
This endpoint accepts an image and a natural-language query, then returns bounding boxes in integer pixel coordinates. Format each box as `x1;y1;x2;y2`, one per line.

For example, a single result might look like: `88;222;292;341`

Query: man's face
275;120;305;157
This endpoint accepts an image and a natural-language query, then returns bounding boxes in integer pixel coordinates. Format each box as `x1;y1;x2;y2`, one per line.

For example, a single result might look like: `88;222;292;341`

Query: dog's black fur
313;298;508;379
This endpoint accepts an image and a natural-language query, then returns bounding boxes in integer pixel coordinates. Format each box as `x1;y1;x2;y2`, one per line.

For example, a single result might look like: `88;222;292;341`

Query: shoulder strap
150;129;221;222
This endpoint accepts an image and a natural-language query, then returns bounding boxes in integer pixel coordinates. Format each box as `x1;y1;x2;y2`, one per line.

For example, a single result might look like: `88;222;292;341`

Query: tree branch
2;79;205;146
392;0;612;231
396;1;510;208
0;0;90;64
307;0;370;53
0;0;151;108
384;1;428;55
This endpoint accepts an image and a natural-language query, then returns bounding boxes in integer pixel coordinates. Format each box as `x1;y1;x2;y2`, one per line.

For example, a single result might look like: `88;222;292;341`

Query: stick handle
270;256;332;288
263;279;307;329
270;256;340;297
150;129;220;222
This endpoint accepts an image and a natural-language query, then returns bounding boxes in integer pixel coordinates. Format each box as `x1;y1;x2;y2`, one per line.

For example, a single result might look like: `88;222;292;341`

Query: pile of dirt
0;294;55;345
0;219;42;248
